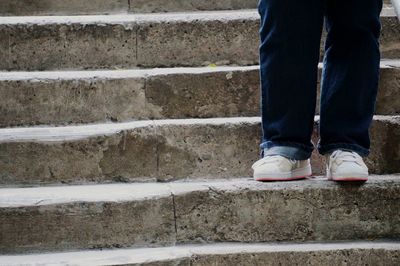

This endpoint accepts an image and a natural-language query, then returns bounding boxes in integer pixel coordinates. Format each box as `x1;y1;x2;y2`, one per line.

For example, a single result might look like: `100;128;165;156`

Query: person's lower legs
318;0;383;156
258;0;324;160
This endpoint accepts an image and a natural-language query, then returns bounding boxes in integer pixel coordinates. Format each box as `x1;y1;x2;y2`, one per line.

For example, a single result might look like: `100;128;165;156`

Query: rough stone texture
135;12;259;68
144;67;260;119
377;62;400;114
130;0;258;13
0;178;399;254
0;0;259;15
380;15;400;59
0;19;138;71
0;73;149;127
192;249;400;266
0;117;398;186
0;13;397;71
1;63;398;127
0;0;129;16
0;0;393;15
0;66;260;127
173;177;400;244
0;190;175;253
1;242;399;265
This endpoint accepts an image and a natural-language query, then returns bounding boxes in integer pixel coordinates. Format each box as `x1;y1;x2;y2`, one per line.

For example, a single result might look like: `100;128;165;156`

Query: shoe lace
252;155;296;168
330;150;363;166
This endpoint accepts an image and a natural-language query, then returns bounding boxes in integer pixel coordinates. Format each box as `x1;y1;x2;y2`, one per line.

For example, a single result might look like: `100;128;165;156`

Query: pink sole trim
331;177;368;182
255;175;312;182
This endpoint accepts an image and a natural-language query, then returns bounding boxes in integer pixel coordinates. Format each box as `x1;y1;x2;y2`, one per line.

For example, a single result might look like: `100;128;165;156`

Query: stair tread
1;175;399;207
0;60;398;81
0;9;394;25
1;241;399;265
0;9;260;24
0;116;398;142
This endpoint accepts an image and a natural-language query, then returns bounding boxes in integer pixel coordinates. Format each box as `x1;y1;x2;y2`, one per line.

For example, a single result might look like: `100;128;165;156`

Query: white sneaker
252;155;312;181
326;150;369;181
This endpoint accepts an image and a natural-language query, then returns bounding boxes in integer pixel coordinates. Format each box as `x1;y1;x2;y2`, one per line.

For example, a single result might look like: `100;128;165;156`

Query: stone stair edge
0;115;398;143
0;61;398;127
0;0;393;16
0;9;395;25
1;241;399;265
0;60;399;81
1;175;399;254
0;175;399;208
0;10;397;71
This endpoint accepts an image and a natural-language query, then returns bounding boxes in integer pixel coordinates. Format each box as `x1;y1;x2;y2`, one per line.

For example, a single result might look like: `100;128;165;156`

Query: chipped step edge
1;241;399;265
0;175;399;208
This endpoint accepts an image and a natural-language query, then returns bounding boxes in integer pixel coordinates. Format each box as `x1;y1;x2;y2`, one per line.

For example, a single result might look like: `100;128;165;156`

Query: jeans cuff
317;142;370;157
260;141;313;160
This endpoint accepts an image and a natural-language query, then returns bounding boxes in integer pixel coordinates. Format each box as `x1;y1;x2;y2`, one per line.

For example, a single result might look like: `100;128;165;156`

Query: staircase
0;0;399;265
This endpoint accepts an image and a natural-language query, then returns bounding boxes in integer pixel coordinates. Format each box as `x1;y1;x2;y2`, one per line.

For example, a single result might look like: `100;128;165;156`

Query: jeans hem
317;143;369;157
260;141;314;160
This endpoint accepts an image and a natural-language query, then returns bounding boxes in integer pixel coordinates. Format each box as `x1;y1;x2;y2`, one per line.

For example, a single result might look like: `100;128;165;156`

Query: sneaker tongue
338;151;360;163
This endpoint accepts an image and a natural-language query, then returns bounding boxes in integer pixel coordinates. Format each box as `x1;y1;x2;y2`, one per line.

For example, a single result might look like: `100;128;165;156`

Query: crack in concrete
135;25;139;62
171;192;178;237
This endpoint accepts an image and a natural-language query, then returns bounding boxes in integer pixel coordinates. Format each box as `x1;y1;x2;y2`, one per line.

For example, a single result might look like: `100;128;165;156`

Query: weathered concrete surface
193;248;400;266
1;62;399;127
0;18;138;71
0;66;259;127
0;0;259;15
0;12;397;70
173;177;400;244
0;183;176;253
0;0;129;16
0;116;399;186
135;12;259;68
0;70;149;127
1;242;399;265
0;0;393;15
130;0;258;13
0;177;399;253
380;14;400;59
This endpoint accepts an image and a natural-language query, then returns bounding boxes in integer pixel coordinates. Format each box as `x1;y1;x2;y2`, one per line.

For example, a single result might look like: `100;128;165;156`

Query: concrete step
1;242;399;265
0;116;399;186
0;0;393;16
1;61;399;127
0;11;398;71
0;177;399;253
0;0;259;16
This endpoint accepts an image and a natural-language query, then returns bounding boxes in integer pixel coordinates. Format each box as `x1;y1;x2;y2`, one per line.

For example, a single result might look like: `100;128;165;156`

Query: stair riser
1;179;399;253
1;243;400;265
0;199;176;254
0;0;129;16
0;117;398;185
192;250;400;266
174;181;400;245
0;15;397;71
0;0;393;15
0;0;259;16
1;65;399;127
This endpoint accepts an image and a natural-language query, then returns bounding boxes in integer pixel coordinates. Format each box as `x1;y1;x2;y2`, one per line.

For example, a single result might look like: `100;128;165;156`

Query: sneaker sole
255;174;312;182
330;176;368;182
254;165;312;182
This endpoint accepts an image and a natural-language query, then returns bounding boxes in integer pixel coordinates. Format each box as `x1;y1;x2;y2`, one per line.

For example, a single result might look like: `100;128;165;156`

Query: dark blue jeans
258;0;383;160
